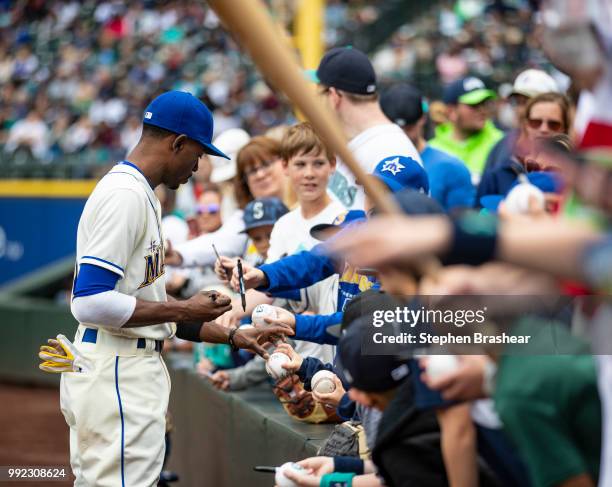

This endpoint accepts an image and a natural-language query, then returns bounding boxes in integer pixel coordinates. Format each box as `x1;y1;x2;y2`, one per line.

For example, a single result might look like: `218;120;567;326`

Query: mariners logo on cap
381;157;405;176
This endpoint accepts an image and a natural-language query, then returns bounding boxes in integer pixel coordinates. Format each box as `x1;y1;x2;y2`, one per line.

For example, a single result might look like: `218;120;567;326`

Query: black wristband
441;213;498;266
228;327;239;352
334;456;364;475
175;322;203;342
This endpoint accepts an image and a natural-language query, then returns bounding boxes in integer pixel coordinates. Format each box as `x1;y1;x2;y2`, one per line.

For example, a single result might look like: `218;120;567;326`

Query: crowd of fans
0;0;562;172
149;3;612;484
23;0;612;486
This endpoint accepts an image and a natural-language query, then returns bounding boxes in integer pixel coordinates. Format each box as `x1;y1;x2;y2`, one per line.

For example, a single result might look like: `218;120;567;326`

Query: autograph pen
212;243;231;280
237;258;247;312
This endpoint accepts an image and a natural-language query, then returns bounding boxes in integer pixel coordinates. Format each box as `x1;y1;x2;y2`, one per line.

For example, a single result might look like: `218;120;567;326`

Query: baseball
265;352;290;380
503;182;545;214
275;462;305;487
251;304;278;327
311;370;336;395
426;355;460;381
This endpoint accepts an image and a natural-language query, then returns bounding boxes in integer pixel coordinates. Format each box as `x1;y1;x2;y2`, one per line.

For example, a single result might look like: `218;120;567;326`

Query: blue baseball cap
371;155;429;194
143;91;229;159
309;209;367;241
241;197;288;233
443;77;496;106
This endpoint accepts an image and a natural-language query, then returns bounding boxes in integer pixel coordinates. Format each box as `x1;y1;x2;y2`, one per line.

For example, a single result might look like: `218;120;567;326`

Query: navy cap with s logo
241;198;289;232
143;90;229;159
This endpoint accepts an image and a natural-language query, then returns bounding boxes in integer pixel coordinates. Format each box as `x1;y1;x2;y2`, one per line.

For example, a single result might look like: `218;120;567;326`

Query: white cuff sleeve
71;291;137;328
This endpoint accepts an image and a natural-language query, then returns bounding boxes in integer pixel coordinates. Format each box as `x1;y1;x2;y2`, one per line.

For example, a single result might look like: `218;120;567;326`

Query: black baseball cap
443;77;497;105
336;316;411;392
380;84;424;126
312;47;377;95
326;289;404;339
241;197;288;233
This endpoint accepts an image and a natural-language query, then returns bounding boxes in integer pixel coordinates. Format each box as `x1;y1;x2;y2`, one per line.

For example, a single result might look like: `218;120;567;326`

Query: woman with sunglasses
476;92;571;206
166;136;290;269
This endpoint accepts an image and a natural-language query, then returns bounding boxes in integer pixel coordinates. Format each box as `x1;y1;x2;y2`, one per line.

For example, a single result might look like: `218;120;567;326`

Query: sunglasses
523;159;561;173
196;203;220;215
527;118;564;132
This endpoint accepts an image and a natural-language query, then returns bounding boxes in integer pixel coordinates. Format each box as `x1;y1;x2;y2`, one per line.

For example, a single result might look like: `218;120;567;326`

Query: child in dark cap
240;197;289;265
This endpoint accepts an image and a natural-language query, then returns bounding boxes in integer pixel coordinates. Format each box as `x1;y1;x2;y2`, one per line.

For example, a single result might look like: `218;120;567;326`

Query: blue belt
82;328;163;352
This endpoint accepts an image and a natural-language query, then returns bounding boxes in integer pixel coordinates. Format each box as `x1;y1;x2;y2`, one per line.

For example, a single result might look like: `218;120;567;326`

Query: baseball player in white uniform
60;91;292;486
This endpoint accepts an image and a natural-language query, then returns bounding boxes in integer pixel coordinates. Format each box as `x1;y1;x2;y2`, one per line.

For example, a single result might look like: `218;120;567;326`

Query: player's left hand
232;324;294;359
39;334;94;373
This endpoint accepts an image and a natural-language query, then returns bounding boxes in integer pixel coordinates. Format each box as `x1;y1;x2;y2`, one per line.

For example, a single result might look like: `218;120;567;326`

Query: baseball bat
207;0;399;214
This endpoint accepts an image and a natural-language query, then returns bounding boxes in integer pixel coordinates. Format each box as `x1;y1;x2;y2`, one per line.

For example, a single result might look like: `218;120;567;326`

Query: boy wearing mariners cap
429;77;503;180
241;197;288;265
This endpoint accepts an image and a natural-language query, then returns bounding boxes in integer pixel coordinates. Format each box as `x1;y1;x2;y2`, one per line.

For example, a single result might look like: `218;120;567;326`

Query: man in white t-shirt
310;46;423;210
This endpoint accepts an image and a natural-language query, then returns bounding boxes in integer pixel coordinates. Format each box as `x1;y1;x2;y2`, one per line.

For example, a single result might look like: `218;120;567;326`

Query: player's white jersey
74;162;173;340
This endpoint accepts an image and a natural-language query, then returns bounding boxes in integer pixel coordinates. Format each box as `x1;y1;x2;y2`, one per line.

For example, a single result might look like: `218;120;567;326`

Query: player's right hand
184;290;232;322
214;255;236;283
230;261;266;292
233;323;294;359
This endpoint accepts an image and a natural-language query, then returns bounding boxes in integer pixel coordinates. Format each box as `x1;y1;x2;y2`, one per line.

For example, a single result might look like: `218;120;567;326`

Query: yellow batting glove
39;334;93;373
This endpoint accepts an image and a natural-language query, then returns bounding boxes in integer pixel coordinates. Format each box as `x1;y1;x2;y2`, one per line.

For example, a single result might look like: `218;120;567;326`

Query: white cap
511;69;560;98
209;128;250;183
